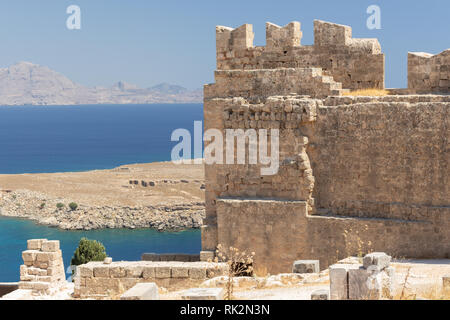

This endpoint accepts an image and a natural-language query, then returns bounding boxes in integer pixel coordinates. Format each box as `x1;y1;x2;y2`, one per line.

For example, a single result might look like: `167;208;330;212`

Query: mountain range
0;62;203;105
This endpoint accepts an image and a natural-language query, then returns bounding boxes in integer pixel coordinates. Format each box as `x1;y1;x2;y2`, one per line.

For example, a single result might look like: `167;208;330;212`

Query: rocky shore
0;189;204;231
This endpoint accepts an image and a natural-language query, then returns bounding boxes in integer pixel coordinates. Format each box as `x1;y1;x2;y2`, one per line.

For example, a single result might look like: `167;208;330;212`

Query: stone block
93;266;110;278
41;240;60;252
443;275;450;293
77;265;93;278
311;289;329;300
20;265;28;276
141;253;160;261
36;252;51;263
103;257;112;265
155;266;171;278
200;251;215;262
171;266;189;278
181;288;224;300
292;260;319;274
126;266;144;278
362;252;391;270
348;267;383;300
120;283;159;300
30;281;51;292
22;250;38;264
189;267;207;279
27;239;47;251
142;266;155;279
20;275;36;282
110;266;127;278
329;264;360;300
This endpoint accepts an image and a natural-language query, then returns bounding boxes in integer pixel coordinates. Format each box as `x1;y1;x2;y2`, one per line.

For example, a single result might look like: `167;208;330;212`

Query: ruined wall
74;261;226;299
408;49;450;93
205;95;450;274
309;96;449;214
216;20;385;90
203;19;450;274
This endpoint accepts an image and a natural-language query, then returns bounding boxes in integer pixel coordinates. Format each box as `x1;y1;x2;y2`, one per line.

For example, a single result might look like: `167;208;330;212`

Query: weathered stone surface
181;288;224;300
348;267;380;300
203;17;450;275
103;257;112;265
171;266;189;278
74;261;227;299
27;239;47;251
189;267;207;279
329;264;360;300
311;289;329;300
41;240;60;252
200;251;215;262
443;275;450;293
408;49;450;93
18;240;66;294
363;252;391;270
155;266;171;278
347;264;394;300
120;283;159;300
293;260;320;274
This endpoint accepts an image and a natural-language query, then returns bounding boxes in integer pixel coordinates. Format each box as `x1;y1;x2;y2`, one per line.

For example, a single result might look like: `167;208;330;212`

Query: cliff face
0;62;202;105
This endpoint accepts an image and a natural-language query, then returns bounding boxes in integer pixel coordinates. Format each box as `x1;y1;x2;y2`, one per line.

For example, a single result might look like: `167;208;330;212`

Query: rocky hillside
0;62;202;105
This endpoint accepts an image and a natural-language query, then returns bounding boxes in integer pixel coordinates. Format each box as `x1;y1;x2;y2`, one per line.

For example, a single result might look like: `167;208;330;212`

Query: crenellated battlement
203;17;450;274
215;19;385;90
216;24;254;52
408;49;450;93
266;21;302;50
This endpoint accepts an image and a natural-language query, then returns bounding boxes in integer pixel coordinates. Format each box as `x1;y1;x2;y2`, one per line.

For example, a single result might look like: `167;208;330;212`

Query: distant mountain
148;83;187;94
0;62;203;105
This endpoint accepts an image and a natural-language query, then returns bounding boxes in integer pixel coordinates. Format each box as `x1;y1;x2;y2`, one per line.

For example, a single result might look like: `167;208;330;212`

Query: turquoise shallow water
0;216;201;282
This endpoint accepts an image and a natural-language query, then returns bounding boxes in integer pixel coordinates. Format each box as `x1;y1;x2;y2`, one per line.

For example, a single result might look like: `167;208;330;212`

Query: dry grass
215;245;255;300
253;265;269;278
343;89;389;96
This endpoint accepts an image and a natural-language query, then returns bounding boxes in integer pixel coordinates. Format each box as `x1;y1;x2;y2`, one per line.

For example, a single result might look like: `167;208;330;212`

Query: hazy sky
0;0;448;89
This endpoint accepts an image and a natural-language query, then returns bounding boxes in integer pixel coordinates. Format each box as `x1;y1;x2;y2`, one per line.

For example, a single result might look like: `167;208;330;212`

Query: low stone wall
74;261;227;299
141;253;200;262
0;283;19;297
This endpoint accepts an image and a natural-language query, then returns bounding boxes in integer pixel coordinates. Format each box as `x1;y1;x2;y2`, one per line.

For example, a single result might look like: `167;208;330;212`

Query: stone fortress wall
202;19;450;274
408;49;450;93
216;20;385;90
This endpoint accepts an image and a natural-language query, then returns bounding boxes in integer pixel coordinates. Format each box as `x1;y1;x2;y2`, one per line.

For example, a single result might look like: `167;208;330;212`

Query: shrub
71;238;107;266
39;202;46;210
56;203;65;210
215;244;255;300
69;202;78;211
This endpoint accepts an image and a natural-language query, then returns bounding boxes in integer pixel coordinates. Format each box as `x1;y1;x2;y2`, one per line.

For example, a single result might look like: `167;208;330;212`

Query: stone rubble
330;252;394;300
0;189;204;231
18;239;67;295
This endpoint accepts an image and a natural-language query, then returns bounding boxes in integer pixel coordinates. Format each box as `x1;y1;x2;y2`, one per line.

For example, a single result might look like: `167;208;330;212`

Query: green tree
71;238;107;266
69;202;78;211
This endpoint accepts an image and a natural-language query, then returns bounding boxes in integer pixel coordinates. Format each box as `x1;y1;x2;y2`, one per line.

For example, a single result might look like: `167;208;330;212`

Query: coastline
0;162;205;231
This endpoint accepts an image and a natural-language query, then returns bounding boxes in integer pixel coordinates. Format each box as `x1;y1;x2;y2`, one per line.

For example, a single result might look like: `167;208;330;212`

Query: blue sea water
0;104;204;282
0;104;203;174
0;216;201;282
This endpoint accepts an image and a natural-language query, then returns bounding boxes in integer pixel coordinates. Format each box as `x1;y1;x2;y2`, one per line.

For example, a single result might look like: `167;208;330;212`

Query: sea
0;104;203;282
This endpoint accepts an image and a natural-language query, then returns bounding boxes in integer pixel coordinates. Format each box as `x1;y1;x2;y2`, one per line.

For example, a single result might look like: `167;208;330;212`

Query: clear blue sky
0;0;448;89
